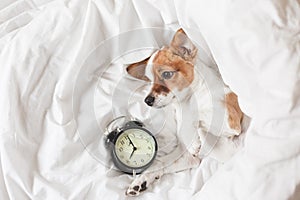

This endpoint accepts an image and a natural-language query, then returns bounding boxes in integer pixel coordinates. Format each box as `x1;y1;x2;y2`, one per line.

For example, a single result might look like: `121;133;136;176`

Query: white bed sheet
0;0;299;199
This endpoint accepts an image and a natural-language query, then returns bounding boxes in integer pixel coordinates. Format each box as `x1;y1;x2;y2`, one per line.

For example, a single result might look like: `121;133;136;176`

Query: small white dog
125;29;244;196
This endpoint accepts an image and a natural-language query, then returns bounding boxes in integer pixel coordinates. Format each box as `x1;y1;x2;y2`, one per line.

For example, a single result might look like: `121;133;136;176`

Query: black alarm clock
104;117;158;174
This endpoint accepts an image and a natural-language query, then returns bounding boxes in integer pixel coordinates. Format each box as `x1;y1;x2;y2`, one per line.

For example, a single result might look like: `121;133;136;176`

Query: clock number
119;147;123;152
120;140;125;145
141;159;144;163
134;161;137;165
148;146;151;150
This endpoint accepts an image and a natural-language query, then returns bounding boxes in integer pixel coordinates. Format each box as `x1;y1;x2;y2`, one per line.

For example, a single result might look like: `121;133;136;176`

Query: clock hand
127;135;136;148
129;146;137;159
127;135;138;159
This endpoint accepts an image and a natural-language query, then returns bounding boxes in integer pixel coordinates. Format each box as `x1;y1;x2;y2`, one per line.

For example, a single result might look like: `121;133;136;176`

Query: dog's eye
162;71;175;79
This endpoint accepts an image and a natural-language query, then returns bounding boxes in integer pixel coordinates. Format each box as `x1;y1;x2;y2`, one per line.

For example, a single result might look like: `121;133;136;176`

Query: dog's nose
144;95;155;106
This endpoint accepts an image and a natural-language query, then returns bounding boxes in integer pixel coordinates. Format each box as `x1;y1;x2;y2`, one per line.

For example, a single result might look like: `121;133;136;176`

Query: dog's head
126;29;198;108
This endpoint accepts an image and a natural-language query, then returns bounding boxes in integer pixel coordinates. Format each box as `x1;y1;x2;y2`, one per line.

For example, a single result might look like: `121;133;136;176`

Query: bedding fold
0;0;299;199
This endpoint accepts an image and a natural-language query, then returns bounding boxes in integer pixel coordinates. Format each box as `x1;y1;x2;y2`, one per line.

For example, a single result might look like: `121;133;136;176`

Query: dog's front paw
126;172;162;196
126;180;148;196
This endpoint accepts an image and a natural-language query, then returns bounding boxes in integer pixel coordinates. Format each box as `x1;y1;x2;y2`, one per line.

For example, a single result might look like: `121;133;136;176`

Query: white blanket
0;0;299;199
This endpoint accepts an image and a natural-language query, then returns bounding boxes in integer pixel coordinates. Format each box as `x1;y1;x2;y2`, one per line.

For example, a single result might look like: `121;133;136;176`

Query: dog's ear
126;57;150;81
170;28;197;62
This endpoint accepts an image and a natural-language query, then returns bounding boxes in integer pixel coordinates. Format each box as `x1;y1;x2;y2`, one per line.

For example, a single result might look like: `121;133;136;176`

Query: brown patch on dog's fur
151;82;170;95
126;57;150;81
225;92;243;132
151;49;194;93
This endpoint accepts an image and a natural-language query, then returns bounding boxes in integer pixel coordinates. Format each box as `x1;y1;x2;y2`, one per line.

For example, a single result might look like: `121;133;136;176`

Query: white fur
144;50;158;82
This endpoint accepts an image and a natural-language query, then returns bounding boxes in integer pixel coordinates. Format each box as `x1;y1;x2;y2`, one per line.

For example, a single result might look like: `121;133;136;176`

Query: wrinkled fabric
0;0;299;199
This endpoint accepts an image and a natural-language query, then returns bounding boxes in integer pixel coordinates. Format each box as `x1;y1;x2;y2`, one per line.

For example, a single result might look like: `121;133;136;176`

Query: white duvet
0;0;299;199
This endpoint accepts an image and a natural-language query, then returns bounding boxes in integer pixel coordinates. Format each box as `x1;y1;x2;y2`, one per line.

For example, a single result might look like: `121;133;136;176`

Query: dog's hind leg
223;92;243;136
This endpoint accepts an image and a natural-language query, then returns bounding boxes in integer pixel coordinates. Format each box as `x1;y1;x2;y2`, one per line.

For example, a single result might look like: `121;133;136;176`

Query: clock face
114;128;157;168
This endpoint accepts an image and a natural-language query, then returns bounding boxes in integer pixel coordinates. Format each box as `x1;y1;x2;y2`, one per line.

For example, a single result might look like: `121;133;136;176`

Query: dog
124;28;244;196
